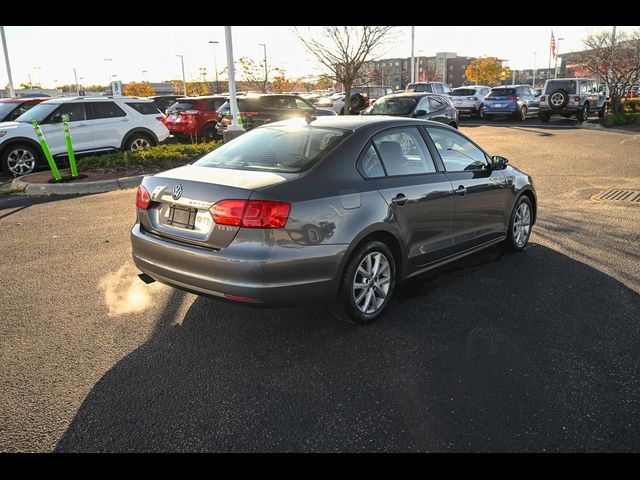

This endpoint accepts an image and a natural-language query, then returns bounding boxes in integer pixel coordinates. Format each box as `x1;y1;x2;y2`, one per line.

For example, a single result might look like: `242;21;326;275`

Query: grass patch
77;142;221;173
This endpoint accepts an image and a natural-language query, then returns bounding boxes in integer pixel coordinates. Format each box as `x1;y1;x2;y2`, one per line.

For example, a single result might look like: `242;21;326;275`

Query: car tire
477;105;484;119
549;89;569;110
201;123;217;142
502;196;533;252
539;112;550;123
576;103;589;123
516;105;528;121
124;133;154;151
449;122;458;129
350;93;365;112
331;240;396;325
598;105;608;118
1;143;41;176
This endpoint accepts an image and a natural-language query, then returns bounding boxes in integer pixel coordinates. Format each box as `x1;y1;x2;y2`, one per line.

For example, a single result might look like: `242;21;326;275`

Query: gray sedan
131;116;536;324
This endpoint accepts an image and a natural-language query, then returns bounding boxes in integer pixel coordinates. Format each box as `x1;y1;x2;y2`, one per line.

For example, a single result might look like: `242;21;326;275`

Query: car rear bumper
131;223;346;306
166;123;197;135
539;105;581;113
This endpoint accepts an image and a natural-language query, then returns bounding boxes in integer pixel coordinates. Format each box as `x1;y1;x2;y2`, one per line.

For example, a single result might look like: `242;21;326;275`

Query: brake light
210;199;291;228
136;185;151;210
540;96;545;102
507;95;519;100
574;96;581;102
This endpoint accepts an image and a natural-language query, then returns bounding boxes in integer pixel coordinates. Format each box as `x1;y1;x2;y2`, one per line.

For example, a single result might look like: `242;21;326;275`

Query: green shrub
77;141;221;172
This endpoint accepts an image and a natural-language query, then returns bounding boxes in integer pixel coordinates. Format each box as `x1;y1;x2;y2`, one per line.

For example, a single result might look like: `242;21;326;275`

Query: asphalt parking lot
0;123;639;452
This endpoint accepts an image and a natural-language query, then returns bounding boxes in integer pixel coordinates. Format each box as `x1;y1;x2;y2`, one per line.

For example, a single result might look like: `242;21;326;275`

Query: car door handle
456;185;467;196
391;194;407;206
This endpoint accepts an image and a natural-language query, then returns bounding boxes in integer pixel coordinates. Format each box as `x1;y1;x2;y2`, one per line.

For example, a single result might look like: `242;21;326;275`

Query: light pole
442;53;447;83
1;26;15;97
73;68;79;95
176;54;187;96
258;43;267;93
410;26;415;84
225;26;243;136
532;51;537;87
209;40;220;94
199;67;207;83
104;58;112;92
33;66;41;89
554;37;564;78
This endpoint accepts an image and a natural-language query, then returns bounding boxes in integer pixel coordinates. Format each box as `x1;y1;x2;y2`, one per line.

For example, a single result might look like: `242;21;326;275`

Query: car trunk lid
138;165;297;249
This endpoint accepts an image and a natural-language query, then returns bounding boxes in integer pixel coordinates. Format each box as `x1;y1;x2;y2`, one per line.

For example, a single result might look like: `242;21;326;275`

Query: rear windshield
488;88;515;97
364;96;418;115
544;80;577;94
217;99;256;112
194;125;349;173
167;100;197;113
406;83;433;93
451;88;477;96
125;102;161;115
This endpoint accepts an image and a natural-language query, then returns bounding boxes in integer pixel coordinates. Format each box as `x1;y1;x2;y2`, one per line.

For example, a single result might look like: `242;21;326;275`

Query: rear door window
358;144;386;178
126;102;162;115
372;127;437;176
89;102;127;119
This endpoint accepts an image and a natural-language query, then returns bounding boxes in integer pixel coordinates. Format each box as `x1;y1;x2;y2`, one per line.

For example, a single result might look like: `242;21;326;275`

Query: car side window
428;97;445;111
6;103;36;121
49;103;86;123
434;83;444;94
416;96;431;113
442;84;452;95
372;127;437;176
90;102;126;119
580;82;590;94
358;144;385;178
294;98;314;110
426;127;488;172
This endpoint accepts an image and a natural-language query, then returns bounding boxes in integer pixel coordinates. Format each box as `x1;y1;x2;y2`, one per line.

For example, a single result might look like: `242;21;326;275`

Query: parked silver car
131;116;536;324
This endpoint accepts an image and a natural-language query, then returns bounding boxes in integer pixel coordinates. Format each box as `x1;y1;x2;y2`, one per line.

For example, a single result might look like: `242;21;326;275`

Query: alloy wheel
352;252;391;314
513;202;531;247
7;148;36;176
130;138;151;151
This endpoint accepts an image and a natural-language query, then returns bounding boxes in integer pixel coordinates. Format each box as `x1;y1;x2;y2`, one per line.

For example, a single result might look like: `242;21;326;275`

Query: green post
62;115;78;178
32;120;61;181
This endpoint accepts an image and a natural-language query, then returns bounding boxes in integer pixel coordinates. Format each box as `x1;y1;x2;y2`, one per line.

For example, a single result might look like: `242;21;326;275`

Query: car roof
382;92;442;99
175;95;228;101
264;115;448;131
39;96;154;104
0;96;50;104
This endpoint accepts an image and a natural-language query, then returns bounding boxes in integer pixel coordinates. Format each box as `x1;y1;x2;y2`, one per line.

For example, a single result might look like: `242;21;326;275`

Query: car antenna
305;113;317;124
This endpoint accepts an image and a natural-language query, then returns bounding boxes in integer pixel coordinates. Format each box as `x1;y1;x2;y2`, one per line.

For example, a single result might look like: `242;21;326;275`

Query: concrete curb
10;173;144;196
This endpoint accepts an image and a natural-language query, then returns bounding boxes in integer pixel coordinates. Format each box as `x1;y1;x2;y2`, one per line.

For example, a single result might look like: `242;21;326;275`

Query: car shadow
56;243;640;452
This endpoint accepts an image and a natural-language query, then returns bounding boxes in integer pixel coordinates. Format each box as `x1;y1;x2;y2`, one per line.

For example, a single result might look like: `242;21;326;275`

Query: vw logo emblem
172;184;183;200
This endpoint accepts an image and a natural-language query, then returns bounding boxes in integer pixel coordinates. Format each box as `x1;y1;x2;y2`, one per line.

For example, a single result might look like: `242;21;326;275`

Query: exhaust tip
138;273;156;284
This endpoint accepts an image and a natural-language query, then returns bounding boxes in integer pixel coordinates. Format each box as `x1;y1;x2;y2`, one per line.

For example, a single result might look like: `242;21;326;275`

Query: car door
425;96;450;124
528;87;540;113
41;103;94;156
87;101;128;150
424;126;510;250
359;126;455;269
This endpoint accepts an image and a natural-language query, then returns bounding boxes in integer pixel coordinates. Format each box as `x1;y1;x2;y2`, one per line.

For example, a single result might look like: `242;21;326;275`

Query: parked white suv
0;96;170;176
449;85;491;118
538;78;607;123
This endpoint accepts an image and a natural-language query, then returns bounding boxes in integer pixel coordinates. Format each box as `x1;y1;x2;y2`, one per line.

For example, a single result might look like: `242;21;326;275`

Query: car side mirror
414;109;427;117
491;155;509;170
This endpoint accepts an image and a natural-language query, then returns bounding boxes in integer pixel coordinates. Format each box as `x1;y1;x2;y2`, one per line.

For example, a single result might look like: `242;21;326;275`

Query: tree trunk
344;83;352;115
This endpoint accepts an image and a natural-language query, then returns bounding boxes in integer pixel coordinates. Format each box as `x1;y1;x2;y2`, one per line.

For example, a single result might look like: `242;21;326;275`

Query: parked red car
164;95;227;141
0;96;50;123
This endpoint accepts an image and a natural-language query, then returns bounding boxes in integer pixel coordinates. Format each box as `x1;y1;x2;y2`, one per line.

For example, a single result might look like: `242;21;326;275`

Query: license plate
166;205;196;230
493;103;502;107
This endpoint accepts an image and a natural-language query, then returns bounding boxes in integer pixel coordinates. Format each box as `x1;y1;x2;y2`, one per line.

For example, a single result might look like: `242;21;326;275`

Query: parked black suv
215;94;337;136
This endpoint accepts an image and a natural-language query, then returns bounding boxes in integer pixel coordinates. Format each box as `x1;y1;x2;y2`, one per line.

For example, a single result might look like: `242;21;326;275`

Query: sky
1;26;636;88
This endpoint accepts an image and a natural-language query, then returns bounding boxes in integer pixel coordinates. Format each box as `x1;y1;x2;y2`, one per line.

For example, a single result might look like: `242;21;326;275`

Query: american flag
550;31;557;60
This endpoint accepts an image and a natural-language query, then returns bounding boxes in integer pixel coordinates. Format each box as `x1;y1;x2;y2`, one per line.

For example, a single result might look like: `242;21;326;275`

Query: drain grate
592;189;640;203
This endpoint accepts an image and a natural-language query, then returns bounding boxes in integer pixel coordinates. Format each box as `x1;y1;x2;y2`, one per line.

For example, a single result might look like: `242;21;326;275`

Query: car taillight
210;199;291;228
574;96;581;102
507;95;519;100
540;96;545;102
136;185;151;210
156;115;166;123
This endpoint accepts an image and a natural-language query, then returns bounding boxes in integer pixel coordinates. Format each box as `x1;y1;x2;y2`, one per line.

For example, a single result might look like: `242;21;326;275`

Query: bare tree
578;29;640;115
295;26;397;114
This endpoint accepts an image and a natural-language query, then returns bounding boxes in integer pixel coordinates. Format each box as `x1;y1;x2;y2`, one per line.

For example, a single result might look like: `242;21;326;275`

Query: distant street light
532;51;538;87
176;54;187;96
209;40;220;94
258;43;268;93
104;58;112;90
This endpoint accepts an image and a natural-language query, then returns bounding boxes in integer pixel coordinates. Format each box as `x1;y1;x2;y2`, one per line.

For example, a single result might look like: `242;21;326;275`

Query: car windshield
406;84;433;93
363;96;419;115
0;103;17;118
194;125;349;173
14;103;60;123
544;80;577;94
488;88;516;97
451;88;477;96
